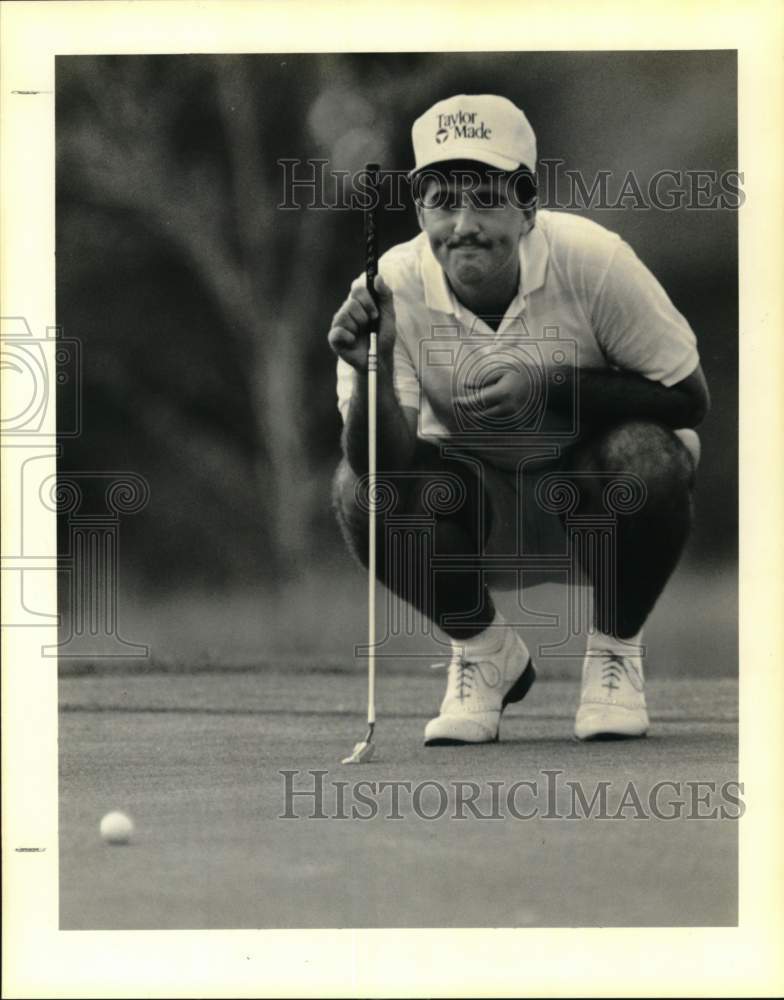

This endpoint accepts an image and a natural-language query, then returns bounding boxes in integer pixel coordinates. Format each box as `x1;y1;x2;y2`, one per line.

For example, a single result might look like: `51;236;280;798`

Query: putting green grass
60;670;738;928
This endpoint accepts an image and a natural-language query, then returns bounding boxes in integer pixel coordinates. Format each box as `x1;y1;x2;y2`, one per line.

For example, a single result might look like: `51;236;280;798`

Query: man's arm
329;275;418;474
457;361;710;431
553;361;711;429
578;239;710;428
341;362;418;473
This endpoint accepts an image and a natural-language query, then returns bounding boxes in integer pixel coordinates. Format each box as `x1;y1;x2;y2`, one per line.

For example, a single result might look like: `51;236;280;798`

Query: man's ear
415;201;425;231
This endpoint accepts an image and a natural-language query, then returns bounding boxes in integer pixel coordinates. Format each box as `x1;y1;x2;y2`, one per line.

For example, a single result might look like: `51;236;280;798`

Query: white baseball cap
411;94;537;174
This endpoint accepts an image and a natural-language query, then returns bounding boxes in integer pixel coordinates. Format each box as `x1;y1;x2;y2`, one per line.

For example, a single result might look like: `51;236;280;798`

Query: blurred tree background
56;52;737;623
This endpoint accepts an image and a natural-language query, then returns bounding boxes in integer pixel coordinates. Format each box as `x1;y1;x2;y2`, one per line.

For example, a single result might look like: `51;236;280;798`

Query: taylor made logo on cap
434;110;492;145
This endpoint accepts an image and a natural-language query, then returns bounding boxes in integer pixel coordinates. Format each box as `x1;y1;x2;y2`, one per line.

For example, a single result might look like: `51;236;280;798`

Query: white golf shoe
424;623;536;746
574;647;649;740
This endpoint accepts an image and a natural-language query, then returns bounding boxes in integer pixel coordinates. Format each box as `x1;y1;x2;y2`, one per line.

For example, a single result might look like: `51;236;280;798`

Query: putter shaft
342;163;379;766
365;162;380;734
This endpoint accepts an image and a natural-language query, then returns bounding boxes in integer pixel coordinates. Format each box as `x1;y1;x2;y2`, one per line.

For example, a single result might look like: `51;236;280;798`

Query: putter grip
365;162;380;311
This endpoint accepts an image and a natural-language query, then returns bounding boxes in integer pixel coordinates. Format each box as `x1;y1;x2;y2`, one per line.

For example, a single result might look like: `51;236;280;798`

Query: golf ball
99;810;134;845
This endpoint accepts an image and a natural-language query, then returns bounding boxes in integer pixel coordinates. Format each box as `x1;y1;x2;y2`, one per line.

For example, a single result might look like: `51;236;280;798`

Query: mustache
445;236;491;250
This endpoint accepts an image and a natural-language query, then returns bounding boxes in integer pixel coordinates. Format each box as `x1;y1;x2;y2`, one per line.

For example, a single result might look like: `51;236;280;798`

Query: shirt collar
420;223;549;316
520;222;548;296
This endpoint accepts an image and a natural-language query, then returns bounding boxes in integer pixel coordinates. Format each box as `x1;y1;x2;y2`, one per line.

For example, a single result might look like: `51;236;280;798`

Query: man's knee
332;449;487;565
332;459;368;565
583;420;695;494
332;458;359;518
331;457;421;567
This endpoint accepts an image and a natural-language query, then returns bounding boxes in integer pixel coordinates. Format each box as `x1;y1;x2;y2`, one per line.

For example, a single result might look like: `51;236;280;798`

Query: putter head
341;740;376;765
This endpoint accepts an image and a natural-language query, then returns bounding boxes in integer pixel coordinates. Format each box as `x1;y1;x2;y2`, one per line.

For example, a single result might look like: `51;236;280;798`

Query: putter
342;162;380;765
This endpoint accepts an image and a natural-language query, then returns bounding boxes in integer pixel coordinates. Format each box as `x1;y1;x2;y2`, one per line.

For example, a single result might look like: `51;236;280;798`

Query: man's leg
332;441;535;744
564;419;696;738
568;419;695;637
332;440;496;640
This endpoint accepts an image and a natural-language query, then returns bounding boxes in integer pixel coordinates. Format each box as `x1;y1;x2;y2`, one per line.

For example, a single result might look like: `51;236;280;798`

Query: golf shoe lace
431;654;499;702
598;651;644;693
453;656;478;701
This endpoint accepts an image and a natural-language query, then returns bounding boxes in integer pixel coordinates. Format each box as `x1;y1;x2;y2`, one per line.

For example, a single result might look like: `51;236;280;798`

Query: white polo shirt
336;209;699;467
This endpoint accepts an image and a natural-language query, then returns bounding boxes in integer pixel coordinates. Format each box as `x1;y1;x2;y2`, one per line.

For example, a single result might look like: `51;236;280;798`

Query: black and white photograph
2;1;783;997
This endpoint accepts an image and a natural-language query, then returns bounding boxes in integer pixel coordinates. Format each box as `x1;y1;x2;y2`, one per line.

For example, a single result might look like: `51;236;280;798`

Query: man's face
415;168;530;291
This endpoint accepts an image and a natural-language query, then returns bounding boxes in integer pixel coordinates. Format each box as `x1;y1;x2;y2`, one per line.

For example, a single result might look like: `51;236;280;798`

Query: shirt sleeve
335;272;422;422
590;241;699;387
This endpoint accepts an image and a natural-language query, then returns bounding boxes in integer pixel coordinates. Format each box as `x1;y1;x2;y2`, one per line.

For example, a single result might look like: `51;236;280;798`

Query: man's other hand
453;369;535;425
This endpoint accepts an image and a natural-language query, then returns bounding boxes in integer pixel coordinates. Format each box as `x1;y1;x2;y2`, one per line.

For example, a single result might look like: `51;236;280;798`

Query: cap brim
409;147;527;177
